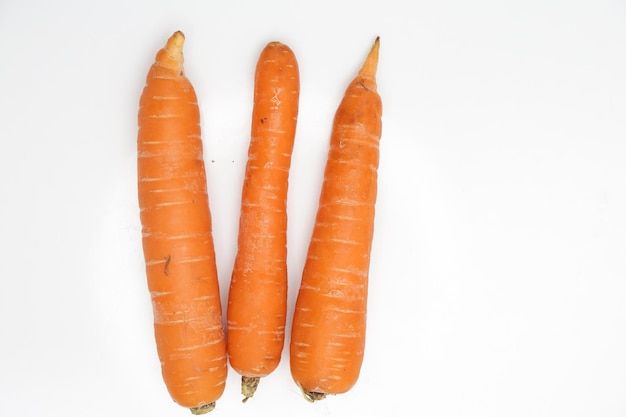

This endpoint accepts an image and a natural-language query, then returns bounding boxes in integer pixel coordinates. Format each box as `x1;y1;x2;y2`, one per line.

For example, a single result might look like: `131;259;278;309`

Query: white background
1;0;626;416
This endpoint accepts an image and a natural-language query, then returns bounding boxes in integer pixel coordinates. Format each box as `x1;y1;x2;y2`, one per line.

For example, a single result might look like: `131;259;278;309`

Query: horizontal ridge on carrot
227;41;300;402
137;31;227;414
289;37;382;401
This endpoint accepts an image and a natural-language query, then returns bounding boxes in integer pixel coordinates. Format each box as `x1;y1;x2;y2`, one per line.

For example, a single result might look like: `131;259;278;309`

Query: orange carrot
137;31;227;414
227;41;300;401
289;37;382;401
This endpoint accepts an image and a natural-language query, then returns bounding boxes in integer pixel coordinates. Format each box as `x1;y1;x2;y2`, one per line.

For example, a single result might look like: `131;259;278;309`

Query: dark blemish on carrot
358;81;369;92
260;117;268;124
164;255;171;276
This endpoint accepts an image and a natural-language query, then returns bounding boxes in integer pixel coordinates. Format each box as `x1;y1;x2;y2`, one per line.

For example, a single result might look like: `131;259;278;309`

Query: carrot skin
137;31;227;413
289;38;382;399
227;41;300;401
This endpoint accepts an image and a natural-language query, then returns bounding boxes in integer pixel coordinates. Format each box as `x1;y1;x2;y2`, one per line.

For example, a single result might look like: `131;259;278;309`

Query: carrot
227;41;300;402
137;31;227;414
289;37;382;401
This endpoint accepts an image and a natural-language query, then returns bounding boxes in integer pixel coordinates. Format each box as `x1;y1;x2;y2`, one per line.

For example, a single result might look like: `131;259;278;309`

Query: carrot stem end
241;376;260;403
300;387;327;402
189;402;215;415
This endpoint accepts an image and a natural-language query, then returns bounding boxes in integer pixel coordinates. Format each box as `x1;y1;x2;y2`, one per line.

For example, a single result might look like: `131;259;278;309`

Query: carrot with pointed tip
227;41;300;402
137;31;227;414
289;37;382;401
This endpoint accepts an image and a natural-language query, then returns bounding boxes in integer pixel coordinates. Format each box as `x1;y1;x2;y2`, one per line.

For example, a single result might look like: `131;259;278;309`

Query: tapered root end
241;376;260;403
189;402;215;415
165;31;185;55
359;36;380;79
156;30;185;74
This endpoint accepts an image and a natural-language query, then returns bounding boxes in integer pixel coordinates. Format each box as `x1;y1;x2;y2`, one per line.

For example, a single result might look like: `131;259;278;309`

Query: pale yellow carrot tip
166;31;185;54
156;30;185;73
359;36;380;79
241;376;260;403
189;402;215;415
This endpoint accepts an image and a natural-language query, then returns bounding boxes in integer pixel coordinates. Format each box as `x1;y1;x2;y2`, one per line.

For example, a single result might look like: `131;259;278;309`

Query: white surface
1;0;626;416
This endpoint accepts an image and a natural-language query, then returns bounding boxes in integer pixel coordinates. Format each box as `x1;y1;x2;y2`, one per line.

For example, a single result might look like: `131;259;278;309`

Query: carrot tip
189;402;215;415
241;376;260;403
166;31;185;53
359;36;380;79
155;31;186;73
